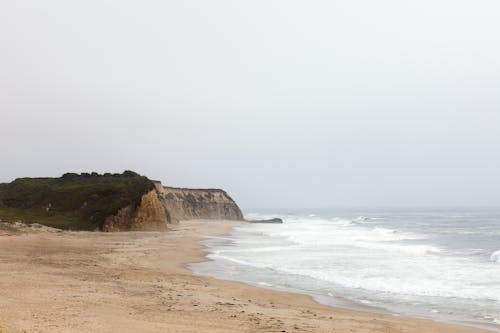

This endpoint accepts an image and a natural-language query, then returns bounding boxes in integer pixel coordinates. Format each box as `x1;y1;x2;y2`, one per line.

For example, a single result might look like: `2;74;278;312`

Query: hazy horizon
1;1;500;209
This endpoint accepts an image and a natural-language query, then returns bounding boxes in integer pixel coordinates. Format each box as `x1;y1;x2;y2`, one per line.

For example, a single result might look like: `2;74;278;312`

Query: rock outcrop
102;181;243;230
247;218;283;224
155;183;243;223
102;189;170;231
0;171;244;231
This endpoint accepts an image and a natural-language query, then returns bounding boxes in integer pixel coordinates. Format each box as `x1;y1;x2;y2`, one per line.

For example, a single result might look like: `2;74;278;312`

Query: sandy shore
0;220;492;333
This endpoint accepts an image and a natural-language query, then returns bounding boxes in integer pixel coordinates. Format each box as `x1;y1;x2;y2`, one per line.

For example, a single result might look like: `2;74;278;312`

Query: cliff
0;171;243;231
0;171;156;230
155;184;243;222
102;189;169;231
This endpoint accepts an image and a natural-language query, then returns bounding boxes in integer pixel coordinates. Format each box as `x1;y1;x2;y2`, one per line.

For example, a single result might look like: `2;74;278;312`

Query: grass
0;171;154;230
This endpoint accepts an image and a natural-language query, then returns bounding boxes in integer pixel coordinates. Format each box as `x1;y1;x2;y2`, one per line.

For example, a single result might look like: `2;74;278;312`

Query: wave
245;216;431;257
195;211;500;327
207;253;264;268
491;250;500;263
280;226;422;247
210;248;500;301
330;217;355;226
353;242;441;255
280;266;500;301
213;246;292;254
352;216;386;224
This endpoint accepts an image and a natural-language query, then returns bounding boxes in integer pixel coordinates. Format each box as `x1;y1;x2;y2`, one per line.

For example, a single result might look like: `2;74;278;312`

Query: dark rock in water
246;218;283;224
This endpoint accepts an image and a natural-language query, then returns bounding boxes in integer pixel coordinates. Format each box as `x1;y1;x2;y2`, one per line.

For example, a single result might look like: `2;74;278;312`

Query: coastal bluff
155;184;243;223
0;171;243;231
103;183;244;231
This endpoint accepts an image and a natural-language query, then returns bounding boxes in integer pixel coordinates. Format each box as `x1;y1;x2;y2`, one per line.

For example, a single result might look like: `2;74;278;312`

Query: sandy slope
0;221;492;333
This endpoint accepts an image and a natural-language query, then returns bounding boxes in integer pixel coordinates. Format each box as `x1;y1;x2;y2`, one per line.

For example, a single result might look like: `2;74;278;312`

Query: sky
1;0;500;210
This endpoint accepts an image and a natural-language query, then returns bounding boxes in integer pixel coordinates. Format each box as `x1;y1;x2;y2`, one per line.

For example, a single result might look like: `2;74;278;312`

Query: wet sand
0;220;492;332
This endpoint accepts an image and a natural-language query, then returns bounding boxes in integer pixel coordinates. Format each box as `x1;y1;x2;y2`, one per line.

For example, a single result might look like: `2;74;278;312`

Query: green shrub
0;171;154;230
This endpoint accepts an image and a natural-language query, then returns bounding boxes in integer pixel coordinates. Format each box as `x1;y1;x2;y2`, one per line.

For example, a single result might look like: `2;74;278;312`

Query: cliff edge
155;183;243;223
102;189;170;231
0;171;243;231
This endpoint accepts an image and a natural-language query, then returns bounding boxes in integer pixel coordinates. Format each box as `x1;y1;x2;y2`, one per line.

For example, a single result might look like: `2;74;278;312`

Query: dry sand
0;220;493;333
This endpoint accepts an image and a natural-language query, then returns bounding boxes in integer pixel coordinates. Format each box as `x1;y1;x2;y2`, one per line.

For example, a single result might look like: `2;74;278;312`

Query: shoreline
0;220;494;332
190;221;499;333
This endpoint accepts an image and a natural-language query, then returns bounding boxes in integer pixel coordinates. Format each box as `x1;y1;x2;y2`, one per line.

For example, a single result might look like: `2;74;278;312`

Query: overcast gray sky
1;0;499;209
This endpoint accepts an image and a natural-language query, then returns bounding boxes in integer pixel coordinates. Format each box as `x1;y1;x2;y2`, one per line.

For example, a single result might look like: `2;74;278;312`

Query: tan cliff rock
103;189;169;232
0;172;243;232
102;182;243;231
155;183;244;223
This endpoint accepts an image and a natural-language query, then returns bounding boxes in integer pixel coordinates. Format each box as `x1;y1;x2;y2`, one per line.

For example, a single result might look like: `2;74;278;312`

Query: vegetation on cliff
0;171;154;230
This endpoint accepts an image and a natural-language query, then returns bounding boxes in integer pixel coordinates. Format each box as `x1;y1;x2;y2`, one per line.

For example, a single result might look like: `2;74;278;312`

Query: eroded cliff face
102;189;169;232
155;183;243;223
0;171;242;232
102;182;243;231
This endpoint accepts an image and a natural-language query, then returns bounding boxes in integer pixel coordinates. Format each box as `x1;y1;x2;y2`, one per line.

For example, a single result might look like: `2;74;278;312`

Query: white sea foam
207;253;266;268
215;246;292;254
196;212;500;327
258;281;273;287
274;223;425;253
491;250;500;263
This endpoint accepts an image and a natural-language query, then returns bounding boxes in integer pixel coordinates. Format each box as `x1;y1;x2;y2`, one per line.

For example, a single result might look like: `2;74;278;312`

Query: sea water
190;209;500;330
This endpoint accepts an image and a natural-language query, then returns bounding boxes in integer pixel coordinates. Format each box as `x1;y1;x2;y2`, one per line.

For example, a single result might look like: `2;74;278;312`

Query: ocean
190;209;500;331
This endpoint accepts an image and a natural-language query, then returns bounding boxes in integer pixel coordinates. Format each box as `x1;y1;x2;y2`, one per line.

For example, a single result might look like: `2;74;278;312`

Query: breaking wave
491;250;500;263
195;211;500;328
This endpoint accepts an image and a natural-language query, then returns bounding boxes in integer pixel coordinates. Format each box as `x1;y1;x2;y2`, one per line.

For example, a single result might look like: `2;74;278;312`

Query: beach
0;220;492;333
